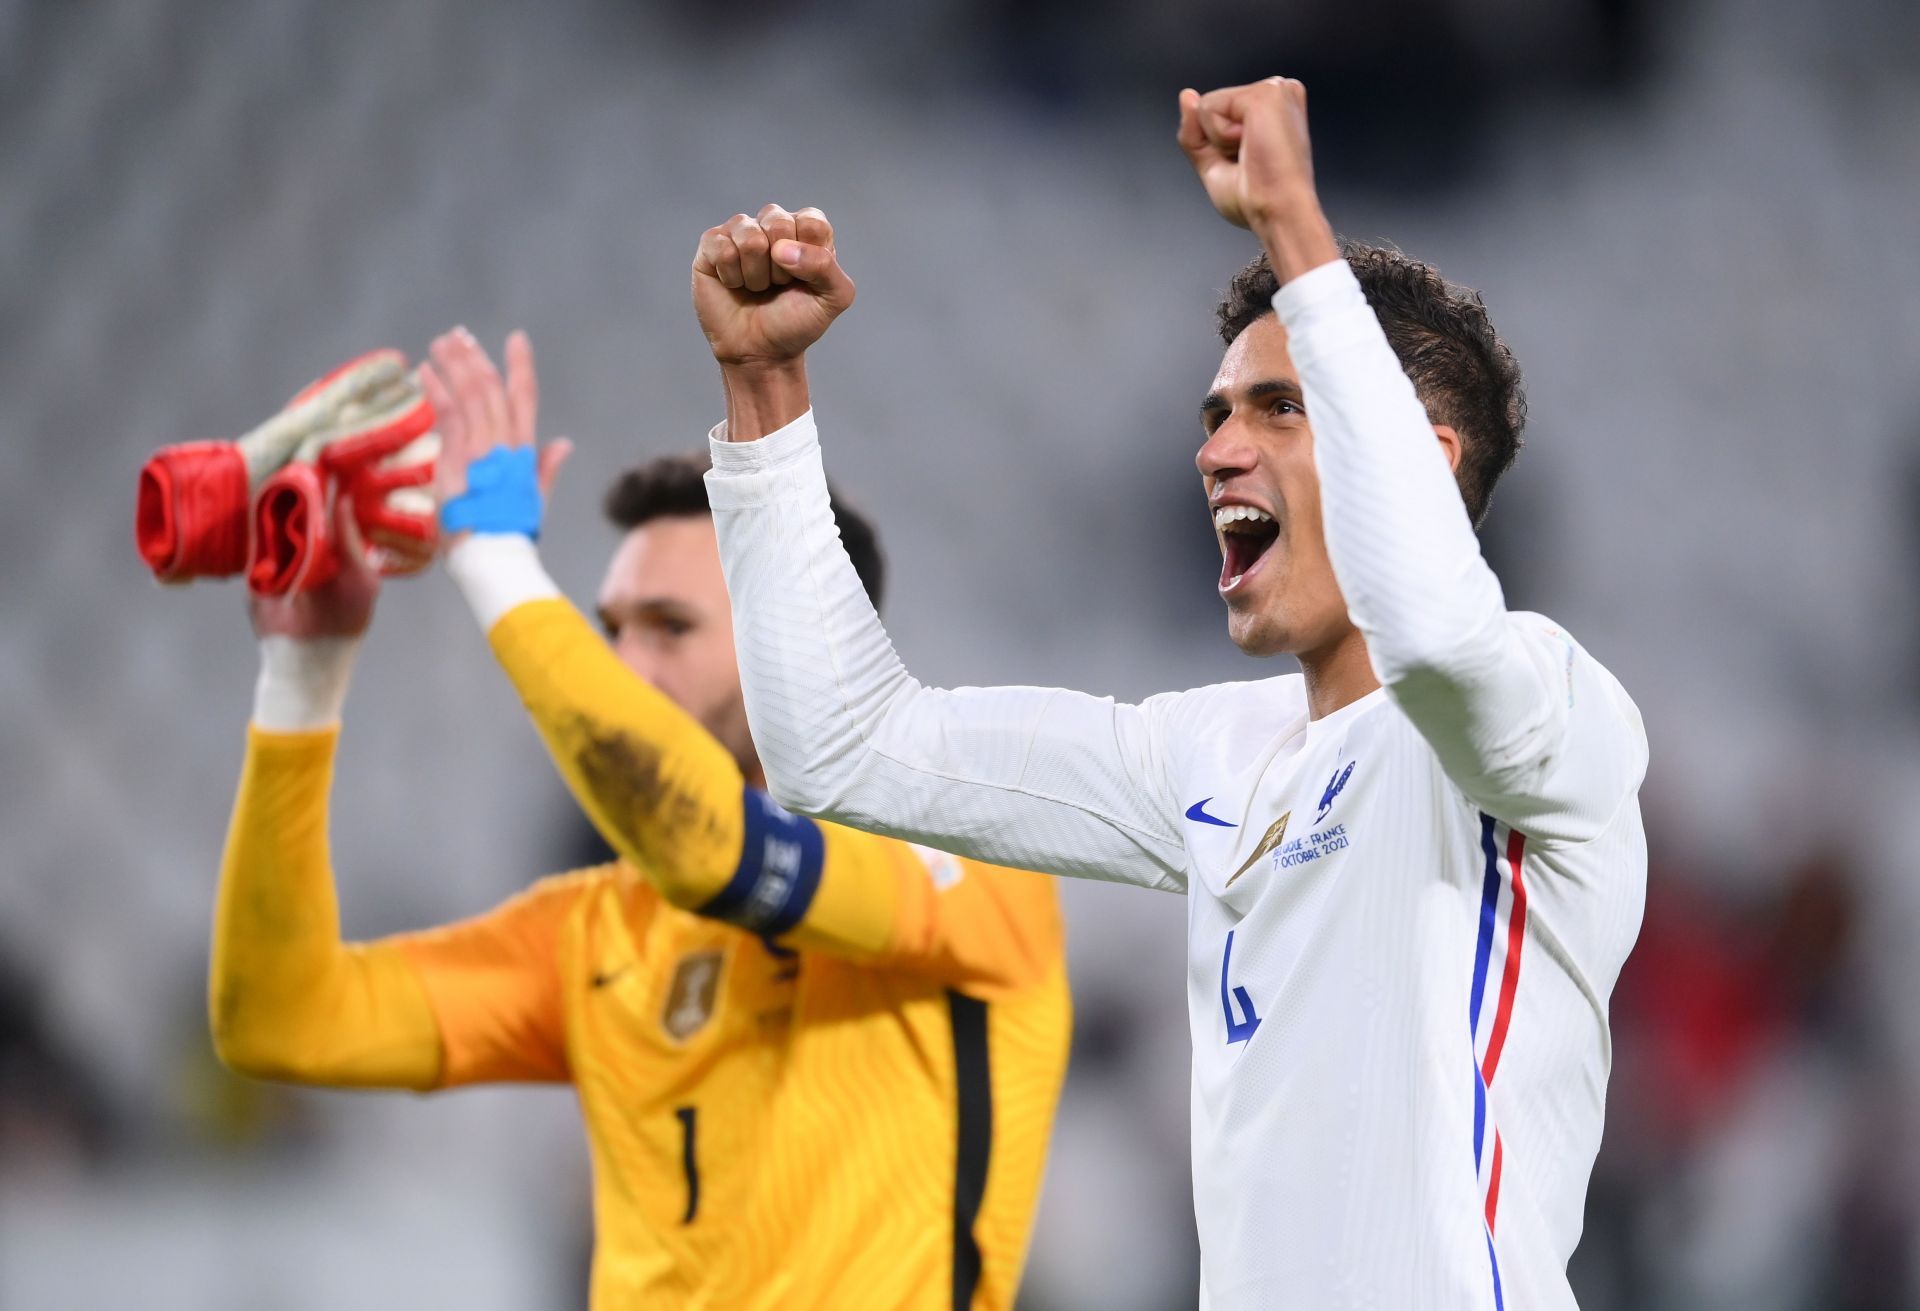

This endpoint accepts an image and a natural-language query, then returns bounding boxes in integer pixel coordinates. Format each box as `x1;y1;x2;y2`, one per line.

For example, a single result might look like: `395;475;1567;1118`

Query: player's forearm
703;410;906;819
705;412;1188;889
1279;263;1558;769
1280;262;1500;668
480;593;890;945
456;558;746;910
210;727;442;1089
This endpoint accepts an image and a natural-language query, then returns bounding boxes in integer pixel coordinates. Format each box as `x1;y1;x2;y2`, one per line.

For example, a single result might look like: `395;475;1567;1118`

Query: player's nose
1197;416;1258;482
615;636;659;684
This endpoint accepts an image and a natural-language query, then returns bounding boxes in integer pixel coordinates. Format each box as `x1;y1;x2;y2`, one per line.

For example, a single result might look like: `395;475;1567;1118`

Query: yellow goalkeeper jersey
211;598;1070;1310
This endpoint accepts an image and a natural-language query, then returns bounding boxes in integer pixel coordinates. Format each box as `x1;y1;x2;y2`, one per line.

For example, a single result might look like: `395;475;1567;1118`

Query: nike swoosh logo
1185;798;1237;828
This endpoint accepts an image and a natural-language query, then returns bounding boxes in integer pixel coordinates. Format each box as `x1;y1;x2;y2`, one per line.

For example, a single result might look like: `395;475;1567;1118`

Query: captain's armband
696;790;825;937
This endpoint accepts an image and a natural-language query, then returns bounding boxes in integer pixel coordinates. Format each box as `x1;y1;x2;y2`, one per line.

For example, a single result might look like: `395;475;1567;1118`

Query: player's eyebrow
602;597;702;628
639;597;699;619
1199;379;1305;423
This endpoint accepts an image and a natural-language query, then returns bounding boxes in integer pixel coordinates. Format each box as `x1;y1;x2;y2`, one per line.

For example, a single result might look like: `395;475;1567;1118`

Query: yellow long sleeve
487;599;745;903
486;597;895;956
209;728;443;1089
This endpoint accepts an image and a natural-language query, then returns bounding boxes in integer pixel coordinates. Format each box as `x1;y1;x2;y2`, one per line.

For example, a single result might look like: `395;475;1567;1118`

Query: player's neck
1297;627;1381;721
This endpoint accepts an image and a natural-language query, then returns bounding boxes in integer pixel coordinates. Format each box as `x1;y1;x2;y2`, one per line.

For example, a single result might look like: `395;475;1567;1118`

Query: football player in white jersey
687;77;1648;1309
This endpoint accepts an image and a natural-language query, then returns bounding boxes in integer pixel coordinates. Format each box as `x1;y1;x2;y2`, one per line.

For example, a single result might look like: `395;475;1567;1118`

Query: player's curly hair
1216;240;1527;528
604;453;887;610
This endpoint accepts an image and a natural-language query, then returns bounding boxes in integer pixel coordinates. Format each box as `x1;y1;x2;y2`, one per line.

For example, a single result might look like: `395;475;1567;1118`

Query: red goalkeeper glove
247;366;438;596
134;351;438;590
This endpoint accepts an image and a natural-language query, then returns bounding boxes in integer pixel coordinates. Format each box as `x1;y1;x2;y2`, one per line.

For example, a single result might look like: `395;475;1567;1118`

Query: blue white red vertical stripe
1468;813;1529;1306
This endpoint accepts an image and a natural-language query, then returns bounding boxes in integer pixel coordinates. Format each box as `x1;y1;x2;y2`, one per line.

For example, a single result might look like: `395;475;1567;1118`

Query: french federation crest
1316;761;1356;824
662;950;724;1042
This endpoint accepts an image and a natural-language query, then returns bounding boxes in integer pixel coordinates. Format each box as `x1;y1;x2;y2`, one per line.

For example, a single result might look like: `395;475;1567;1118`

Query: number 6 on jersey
1220;930;1262;1044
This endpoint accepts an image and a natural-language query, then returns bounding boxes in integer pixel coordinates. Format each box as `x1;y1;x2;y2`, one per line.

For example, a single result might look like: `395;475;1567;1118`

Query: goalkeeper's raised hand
693;204;855;441
420;328;572;546
248;495;381;642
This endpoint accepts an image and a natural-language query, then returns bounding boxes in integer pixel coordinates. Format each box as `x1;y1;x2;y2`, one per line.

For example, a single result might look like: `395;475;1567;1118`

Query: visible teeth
1213;504;1275;531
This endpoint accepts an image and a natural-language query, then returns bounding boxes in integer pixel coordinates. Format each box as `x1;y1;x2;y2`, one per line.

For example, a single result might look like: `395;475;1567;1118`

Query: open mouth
1214;503;1279;593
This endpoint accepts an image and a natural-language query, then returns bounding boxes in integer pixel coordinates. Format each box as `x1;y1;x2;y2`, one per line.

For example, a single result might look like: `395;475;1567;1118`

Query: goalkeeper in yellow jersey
210;327;1070;1310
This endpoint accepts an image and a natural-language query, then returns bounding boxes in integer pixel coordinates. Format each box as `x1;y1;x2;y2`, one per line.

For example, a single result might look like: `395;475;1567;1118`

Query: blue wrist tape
440;445;543;539
698;790;826;939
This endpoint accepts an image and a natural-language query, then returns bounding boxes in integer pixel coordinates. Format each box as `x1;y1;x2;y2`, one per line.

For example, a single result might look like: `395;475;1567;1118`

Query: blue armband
697;790;825;938
440;445;543;539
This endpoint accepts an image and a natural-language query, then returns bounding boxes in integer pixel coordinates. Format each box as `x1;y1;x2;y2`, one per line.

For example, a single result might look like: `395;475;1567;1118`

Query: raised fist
1177;77;1318;233
693;204;855;368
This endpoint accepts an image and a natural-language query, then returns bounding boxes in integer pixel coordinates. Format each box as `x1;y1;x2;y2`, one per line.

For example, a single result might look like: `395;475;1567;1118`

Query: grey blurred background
4;0;1919;1305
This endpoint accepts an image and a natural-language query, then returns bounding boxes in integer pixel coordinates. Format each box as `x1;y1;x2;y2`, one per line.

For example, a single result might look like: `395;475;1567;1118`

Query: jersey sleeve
1279;261;1648;845
211;726;590;1090
210;727;446;1090
704;412;1190;894
479;589;750;914
386;872;594;1087
848;836;1075;998
479;589;897;947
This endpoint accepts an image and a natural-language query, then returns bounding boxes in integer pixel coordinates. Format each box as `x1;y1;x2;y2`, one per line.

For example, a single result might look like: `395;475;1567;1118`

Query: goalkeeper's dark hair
1216;240;1527;528
604;453;886;610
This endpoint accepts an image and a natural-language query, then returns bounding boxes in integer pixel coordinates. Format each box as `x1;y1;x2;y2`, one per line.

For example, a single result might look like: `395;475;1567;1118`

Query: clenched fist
693;204;855;369
1178;77;1338;282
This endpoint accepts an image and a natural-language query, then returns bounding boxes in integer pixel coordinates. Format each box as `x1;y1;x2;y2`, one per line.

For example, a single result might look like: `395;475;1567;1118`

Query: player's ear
1432;424;1463;475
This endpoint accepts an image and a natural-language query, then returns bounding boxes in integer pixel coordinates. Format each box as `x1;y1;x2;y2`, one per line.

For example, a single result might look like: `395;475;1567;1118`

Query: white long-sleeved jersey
705;261;1648;1309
